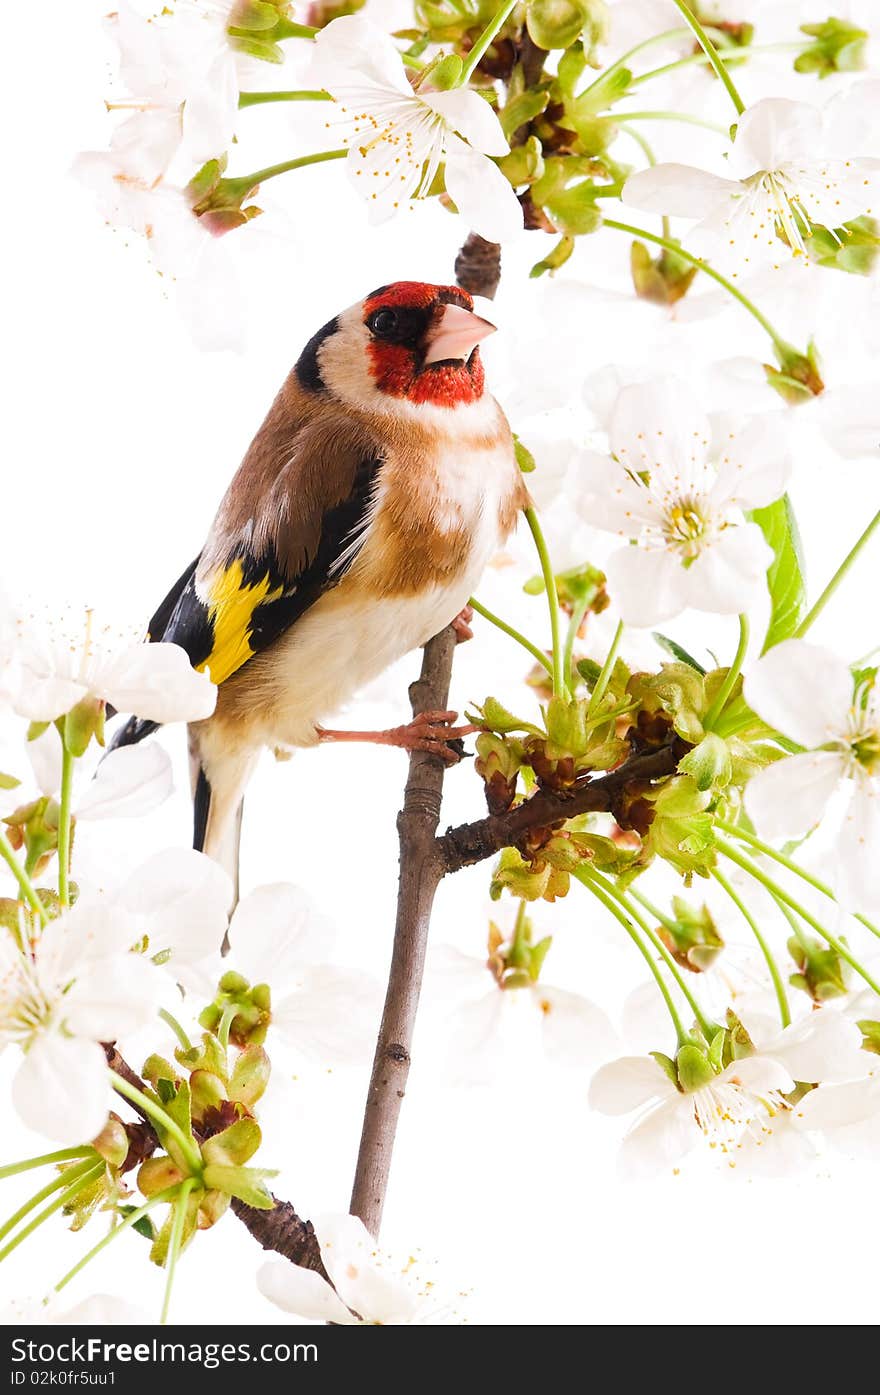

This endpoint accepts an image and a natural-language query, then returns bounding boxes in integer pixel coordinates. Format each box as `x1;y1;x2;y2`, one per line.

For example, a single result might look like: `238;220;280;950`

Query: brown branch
454;234;502;299
104;1045;326;1274
437;742;684;873
348;627;456;1234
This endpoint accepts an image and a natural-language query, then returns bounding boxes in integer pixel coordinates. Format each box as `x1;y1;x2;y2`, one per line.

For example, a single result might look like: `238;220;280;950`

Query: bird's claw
451;605;474;644
390;709;476;764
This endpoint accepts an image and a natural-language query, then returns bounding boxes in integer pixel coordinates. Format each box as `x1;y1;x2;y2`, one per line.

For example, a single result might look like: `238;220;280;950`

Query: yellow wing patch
197;558;283;686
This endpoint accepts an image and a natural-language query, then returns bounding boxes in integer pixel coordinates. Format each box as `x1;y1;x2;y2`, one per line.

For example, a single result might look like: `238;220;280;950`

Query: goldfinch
112;281;528;885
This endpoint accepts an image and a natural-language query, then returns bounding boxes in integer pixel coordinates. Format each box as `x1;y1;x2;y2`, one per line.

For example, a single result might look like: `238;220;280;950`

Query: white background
1;1;878;1325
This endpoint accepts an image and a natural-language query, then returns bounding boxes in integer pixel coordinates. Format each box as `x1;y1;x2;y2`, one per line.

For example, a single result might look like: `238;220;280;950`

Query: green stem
716;838;880;997
159;1009;193;1054
469;597;553;678
0;1162;102;1264
795;509;880;638
0;1148;93;1183
459;0;518;85
524;508;565;698
666;0;745;112
631;41;803;88
108;1072;202;1176
54;1187;180;1295
579;26;700;96
261;18;317;39
603;219;790;353
574;868;689;1044
703;614;749;729
238;89;331;107
57;742;74;908
616;109;728;135
160;1178;196;1325
0;1163;95;1246
217;1003;238;1056
714;819;880;946
562;596;591;688
0;827;48;926
710;867;791;1027
224;148;347;195
592;872;715;1039
588;621;624;717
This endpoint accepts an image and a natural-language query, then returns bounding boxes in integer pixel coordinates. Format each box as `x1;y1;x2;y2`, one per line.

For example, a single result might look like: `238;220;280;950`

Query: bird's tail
190;732;255;912
108;714;160;752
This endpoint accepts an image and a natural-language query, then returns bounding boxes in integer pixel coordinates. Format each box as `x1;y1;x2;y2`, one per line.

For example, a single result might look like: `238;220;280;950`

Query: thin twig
349;627;457;1234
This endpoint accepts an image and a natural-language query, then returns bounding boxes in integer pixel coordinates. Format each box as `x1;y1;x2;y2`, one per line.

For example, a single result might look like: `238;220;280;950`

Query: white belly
263;448;510;748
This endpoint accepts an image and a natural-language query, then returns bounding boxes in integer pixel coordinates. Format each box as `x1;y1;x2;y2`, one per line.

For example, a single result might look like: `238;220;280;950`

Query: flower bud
675;1042;717;1093
64;697;105;757
795;18;867;77
658;897;724;973
765;340;824;403
138;1156;184;1196
91;1116;129;1169
788;933;848;1001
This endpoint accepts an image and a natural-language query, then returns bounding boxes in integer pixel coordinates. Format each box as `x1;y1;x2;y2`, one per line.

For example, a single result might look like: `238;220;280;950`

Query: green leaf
749;494;807;653
652;632;706;674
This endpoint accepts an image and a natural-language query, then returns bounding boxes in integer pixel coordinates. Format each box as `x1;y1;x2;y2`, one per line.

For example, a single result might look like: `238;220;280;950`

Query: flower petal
744;638;853;748
64;955;163;1040
603;545;689;627
608;378;713;484
119;847;232;964
313;1214;420;1324
619;1097;698;1177
745;750;845;841
12;1035;110;1145
589;1055;675;1116
99;642;216;723
832;776;880;915
257;1259;356;1325
682;524;773;616
623;163;741;218
309;16;413;97
422;89;508;157
765;1012;866;1085
727;98;822;180
709;417;791;510
534;985;616;1069
273;966;379;1065
27;725;63;798
228;883;335;981
444;149;523;243
76;743;173;820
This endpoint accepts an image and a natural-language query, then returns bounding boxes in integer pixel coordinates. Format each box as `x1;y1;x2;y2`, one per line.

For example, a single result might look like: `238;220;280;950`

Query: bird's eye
369;308;399;338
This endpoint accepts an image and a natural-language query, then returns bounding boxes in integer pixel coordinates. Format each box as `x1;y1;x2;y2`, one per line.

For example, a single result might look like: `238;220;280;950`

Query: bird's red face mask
362;282;495;407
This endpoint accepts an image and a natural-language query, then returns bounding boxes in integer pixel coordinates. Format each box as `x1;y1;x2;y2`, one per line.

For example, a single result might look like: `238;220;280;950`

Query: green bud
91;1117;129;1169
795;18;867;77
202;1118;263;1169
201;1163;277;1209
857;1019;880;1056
229;1045;271;1109
787;933;849;1001
808;216;880;276
3;796;60;878
219;971;249;995
429;53;464;89
526;0;590;51
513;435;537;473
189;1070;229;1124
678;732;732;793
530;234;575;279
498;136;546;189
765;339;824;403
501;91;550;143
675;1042;717;1093
138;1156;184;1196
658;896;724;973
630;240;698;305
64;696;105;757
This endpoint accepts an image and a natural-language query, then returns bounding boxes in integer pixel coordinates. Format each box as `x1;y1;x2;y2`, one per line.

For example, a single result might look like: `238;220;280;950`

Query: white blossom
623;95;880;277
578;378;789;627
0;901;164;1143
226;884;379;1066
3;599;215;725
589;1011;862;1175
744;639;880;915
258;1213;455;1324
308;16;522;241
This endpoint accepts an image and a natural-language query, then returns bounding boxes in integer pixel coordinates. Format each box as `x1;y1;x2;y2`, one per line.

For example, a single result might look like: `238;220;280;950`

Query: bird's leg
451;604;474;644
317;710;477;765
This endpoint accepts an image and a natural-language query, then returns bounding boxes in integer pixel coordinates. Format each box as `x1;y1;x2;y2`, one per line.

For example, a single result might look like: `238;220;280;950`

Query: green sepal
675;1043;717;1093
201;1118;263;1169
201;1164;277;1208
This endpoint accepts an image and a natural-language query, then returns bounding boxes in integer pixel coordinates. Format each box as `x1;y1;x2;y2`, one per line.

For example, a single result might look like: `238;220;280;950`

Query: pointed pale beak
423;303;496;365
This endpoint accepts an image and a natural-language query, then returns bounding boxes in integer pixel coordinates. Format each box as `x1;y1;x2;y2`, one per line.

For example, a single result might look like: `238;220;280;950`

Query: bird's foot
317;710;476;764
451;605;474;644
